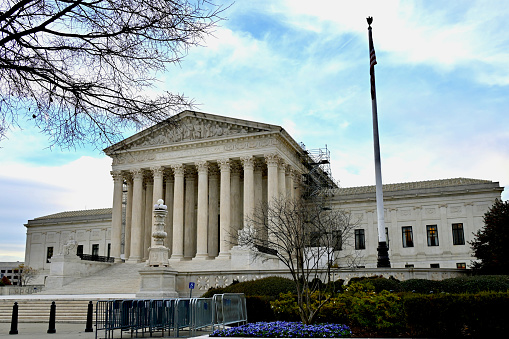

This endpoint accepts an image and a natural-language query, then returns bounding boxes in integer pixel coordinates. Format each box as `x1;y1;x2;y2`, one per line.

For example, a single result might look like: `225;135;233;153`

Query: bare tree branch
0;0;227;148
239;195;358;324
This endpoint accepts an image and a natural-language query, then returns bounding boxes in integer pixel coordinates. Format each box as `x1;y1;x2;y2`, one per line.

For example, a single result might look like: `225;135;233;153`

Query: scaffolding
299;144;338;207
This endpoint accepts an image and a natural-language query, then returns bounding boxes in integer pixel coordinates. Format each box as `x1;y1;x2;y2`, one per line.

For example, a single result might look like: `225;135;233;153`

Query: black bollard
85;301;93;332
47;301;56;334
9;302;18;335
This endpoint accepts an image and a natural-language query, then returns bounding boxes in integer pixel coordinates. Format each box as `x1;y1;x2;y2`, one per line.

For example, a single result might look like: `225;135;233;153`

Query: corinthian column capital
218;158;230;171
130;168;144;180
196;161;209;174
241;156;255;169
171;164;185;176
265;153;280;166
111;170;123;181
151;166;164;179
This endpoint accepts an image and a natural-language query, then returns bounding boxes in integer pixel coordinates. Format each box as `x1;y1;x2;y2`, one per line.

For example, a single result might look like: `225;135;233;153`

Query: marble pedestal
136;267;179;298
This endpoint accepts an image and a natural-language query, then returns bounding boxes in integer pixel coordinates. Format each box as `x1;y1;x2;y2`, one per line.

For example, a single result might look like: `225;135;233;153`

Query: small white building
0;261;24;286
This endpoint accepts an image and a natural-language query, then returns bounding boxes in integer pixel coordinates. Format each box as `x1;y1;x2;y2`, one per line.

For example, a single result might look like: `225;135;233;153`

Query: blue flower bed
210;321;352;337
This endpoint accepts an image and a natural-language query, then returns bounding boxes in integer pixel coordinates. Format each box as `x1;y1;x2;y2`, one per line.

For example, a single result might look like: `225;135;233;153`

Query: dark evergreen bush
403;292;509;337
400;278;441;293
200;276;296;299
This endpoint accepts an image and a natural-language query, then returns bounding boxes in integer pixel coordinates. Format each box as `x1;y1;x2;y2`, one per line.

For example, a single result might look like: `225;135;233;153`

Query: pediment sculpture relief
131;118;269;149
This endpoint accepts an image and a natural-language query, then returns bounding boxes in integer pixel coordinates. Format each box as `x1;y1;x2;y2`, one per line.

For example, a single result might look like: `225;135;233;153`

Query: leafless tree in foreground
239;196;358;324
17;264;38;286
0;0;226;148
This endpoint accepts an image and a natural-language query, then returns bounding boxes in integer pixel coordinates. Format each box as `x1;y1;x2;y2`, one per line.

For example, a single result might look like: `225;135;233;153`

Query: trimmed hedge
351;275;509;293
404;292;509;337
201;276;296;298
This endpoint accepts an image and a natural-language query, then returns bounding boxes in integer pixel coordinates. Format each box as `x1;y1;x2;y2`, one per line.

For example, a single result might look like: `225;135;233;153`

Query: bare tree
17;264;38;286
239;196;357;325
0;0;226;148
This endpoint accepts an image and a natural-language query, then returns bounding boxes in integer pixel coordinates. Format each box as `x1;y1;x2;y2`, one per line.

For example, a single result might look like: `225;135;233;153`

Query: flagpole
367;17;390;268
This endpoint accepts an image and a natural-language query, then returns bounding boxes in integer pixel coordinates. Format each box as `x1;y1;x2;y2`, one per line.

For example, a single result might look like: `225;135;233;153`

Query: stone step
0;299;93;323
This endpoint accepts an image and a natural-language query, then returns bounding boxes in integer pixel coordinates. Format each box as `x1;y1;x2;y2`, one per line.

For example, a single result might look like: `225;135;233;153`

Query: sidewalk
0;322;212;338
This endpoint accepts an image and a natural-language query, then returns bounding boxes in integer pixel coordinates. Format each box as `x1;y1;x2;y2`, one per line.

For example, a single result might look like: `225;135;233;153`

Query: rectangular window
457;263;466;269
452;223;465;245
107;243;111;258
46;246;54;263
405;264;414;268
402;226;414;247
92;244;99;256
307;231;321;247
333;231;343;251
76;245;83;256
355;229;365;250
426;225;439;246
430;263;440;268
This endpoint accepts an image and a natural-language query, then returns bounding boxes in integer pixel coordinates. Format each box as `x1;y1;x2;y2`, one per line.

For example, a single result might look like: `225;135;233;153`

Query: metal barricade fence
95;294;246;338
212;293;247;330
191;298;214;336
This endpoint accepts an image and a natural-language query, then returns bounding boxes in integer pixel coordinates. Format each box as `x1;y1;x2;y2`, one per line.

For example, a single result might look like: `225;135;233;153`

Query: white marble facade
24;111;504;276
104;111;306;263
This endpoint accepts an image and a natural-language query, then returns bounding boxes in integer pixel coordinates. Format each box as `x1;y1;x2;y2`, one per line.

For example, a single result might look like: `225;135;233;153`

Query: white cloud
275;0;509;84
0;156;112;212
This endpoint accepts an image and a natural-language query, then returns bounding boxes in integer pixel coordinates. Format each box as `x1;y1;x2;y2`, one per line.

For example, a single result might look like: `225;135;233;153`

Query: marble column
230;162;242;242
128;169;144;262
170;164;185;260
164;172;174;253
208;165;220;258
285;169;293;198
265;154;279;205
124;176;133;260
110;171;123;261
293;171;302;201
151;167;165;248
241;156;255;231
143;176;153;260
195;161;209;259
218;158;231;258
278;161;287;197
253;159;264;208
184;168;196;260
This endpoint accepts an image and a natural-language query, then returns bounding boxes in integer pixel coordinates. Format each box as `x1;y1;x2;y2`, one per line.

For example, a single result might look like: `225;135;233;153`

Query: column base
126;257;142;264
216;252;231;259
169;254;184;261
193;253;212;260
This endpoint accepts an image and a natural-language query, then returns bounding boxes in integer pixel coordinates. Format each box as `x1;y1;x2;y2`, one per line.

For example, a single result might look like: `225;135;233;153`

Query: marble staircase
38;262;144;295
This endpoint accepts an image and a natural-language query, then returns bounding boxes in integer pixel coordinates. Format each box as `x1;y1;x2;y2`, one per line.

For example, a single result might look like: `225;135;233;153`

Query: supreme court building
24;111;504;288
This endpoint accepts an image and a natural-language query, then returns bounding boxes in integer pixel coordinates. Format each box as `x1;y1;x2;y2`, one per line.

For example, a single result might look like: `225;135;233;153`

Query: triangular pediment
104;111;281;154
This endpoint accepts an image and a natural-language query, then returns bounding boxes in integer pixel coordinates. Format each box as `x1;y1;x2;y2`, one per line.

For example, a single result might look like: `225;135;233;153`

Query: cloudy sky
1;0;508;261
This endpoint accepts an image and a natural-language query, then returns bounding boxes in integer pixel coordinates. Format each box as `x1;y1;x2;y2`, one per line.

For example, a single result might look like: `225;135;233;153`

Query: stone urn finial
148;198;169;267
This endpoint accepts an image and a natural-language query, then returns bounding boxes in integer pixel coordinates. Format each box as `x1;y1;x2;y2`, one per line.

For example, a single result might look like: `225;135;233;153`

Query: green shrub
271;282;405;335
201;276;296;298
403;291;509;337
400;278;441;293
349;276;401;293
245;296;276;323
201;286;226;298
439;275;509;293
